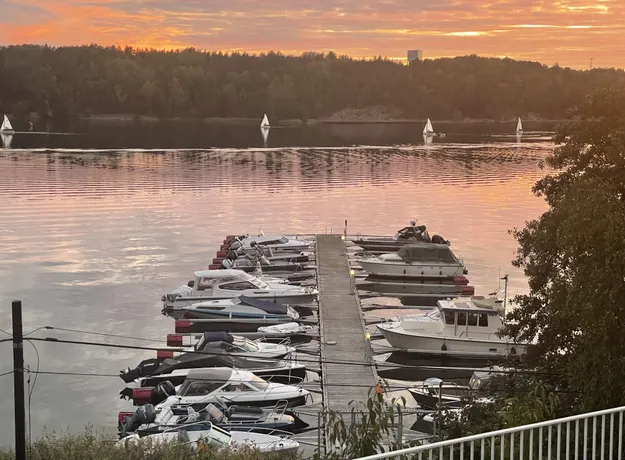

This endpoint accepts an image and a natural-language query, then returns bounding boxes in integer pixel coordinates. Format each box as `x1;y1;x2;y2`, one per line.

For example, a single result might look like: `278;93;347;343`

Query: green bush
0;428;301;460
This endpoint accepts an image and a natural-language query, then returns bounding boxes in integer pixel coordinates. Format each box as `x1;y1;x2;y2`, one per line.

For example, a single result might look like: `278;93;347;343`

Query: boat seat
227;405;264;417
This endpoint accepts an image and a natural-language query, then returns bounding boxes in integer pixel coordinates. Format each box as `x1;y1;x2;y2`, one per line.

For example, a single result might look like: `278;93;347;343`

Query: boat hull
359;260;465;278
378;326;525;358
168;292;317;309
407;389;462;410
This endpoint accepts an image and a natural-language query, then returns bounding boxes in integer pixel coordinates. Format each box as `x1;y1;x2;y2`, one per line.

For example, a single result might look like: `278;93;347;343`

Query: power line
41;326;165;343
0;370;14;377
27;335;554;376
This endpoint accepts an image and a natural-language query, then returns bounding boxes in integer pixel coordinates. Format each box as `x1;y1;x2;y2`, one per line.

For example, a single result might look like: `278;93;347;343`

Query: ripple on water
0;144;550;444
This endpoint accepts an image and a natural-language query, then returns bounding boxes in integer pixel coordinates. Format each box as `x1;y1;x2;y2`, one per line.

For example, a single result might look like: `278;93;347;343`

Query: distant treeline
1;45;624;122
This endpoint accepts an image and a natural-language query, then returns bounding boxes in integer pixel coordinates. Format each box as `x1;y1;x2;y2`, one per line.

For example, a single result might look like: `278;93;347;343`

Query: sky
0;0;623;69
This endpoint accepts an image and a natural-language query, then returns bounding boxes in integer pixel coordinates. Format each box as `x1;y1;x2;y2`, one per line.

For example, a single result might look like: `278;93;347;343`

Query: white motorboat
227;235;312;253
151;368;309;408
181;331;295;359
169;295;300;324
163;270;318;308
120;351;307;387
0;115;14;134
119;399;308;437
376;298;526;357
359;242;467;278
117;421;299;453
408;369;502;410
408;377;469;410
352;221;450;253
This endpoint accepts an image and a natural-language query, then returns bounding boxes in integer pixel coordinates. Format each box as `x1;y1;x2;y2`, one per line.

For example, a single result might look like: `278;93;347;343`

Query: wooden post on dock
12;300;26;460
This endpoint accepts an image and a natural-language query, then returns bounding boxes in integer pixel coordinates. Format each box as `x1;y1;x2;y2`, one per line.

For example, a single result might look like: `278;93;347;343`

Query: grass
0;429;302;460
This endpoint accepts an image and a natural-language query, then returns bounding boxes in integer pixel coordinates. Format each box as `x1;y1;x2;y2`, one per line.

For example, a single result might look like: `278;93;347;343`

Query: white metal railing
352;405;625;460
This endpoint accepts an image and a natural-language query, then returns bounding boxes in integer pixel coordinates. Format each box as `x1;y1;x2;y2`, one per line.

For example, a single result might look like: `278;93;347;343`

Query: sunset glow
1;0;624;68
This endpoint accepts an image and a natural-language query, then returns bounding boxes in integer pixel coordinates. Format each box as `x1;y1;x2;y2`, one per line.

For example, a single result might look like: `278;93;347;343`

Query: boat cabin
193;270;268;294
194;331;262;353
178;369;271;398
434;299;502;338
397;243;459;264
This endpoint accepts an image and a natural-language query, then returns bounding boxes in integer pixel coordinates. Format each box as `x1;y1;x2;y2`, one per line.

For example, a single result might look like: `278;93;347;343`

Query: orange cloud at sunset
0;0;623;68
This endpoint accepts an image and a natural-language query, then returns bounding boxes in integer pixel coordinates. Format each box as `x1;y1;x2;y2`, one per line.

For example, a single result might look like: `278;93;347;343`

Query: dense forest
1;44;624;123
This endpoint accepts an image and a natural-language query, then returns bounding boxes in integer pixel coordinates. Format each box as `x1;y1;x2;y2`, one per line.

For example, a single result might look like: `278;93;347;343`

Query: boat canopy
202;331;235;345
185;368;235;382
239;295;289;314
194;269;253;280
437;299;499;315
398;243;457;263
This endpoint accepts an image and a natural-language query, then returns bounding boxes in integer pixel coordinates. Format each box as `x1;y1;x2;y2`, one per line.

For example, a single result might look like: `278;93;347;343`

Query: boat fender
510;347;517;355
441;343;447;351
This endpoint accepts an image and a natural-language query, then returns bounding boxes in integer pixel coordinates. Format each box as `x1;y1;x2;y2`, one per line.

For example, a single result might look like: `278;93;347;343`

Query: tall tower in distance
407;50;423;63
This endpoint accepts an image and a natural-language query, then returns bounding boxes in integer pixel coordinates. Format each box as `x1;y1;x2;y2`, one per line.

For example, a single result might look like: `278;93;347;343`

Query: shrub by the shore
0;429;301;460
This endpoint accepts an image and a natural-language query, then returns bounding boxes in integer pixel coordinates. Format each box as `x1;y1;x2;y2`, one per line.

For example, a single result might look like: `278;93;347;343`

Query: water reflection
1;133;12;149
260;127;270;146
0;132;551;445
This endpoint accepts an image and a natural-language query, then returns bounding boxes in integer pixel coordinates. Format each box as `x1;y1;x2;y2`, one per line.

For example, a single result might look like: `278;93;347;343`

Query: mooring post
12;300;26;460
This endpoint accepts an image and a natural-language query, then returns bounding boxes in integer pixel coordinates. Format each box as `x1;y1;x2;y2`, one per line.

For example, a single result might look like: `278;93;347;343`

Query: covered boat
181;331;295;359
352;222;450;253
376;298;526;358
226;235;312;253
120;350;307;385
166;296;301;329
358;242;466;278
162;270;318;308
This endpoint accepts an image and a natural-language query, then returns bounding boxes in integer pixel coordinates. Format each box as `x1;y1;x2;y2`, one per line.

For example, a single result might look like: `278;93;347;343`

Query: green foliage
0;428;299;460
316;389;409;459
0;45;624;122
504;88;625;412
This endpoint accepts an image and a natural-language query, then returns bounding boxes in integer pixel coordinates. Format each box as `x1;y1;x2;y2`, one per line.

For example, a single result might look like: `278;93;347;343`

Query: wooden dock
316;234;377;408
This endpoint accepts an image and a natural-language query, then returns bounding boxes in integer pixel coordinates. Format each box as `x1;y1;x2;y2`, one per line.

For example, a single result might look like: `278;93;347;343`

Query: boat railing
262;373;305;385
230;425;295;438
456;330;500;340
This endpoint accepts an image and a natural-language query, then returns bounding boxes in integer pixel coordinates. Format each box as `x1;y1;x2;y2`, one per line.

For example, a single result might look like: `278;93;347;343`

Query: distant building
407;50;423;62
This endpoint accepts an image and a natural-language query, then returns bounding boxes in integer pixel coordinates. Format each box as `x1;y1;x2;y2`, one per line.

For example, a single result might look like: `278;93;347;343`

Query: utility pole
12;300;26;460
590;57;593;69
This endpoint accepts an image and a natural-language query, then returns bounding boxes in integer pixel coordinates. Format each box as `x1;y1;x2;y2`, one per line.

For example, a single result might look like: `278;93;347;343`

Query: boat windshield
247;375;271;391
233;337;260;352
253;278;269;289
180;380;224;397
204;425;232;447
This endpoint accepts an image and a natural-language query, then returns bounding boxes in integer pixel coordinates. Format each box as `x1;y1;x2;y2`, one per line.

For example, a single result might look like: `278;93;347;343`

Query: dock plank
316;235;377;409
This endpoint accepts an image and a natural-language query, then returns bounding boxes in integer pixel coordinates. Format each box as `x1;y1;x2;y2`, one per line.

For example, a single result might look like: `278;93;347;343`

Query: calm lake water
0;122;552;445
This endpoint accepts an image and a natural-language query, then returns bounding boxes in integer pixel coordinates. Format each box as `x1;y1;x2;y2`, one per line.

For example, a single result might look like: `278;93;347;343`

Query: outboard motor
431;234;450;245
119;359;161;383
222;259;233;269
118;404;157;437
